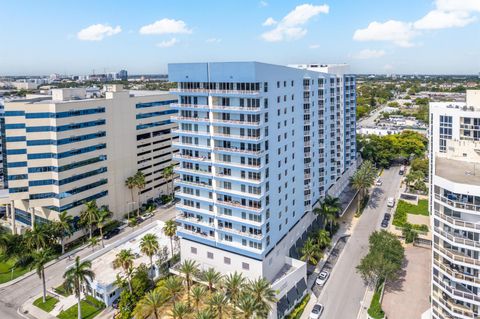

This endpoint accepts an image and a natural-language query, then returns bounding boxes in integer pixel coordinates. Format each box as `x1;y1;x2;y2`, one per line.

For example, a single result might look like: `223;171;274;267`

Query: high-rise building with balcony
169;62;357;318
430;90;480;319
3;85;177;234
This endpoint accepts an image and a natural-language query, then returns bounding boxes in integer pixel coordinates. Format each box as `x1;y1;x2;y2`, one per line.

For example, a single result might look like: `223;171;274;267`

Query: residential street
0;205;176;319
307;166;403;319
357;105;386;127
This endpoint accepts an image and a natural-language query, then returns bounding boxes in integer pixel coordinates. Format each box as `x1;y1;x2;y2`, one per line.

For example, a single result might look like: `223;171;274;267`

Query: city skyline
1;0;480;75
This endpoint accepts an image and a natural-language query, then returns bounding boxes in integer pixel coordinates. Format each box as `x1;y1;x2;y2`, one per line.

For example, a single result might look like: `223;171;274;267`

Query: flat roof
435;157;480;186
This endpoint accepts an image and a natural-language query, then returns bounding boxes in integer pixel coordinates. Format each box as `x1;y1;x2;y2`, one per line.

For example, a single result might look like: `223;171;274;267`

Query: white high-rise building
3;85;177;234
168;62;357;317
430;90;480;319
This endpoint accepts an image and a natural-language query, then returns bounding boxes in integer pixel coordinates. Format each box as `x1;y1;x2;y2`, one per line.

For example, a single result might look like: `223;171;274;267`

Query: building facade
430;90;480;319
168;62;356;317
3;85;177;233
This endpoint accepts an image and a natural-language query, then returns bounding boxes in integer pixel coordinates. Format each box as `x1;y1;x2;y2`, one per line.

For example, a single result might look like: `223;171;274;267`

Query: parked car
112;299;119;309
387;197;395;208
103;228;120;240
316;271;330;286
383;213;391;221
375;178;382;186
381;219;389;228
309;304;324;319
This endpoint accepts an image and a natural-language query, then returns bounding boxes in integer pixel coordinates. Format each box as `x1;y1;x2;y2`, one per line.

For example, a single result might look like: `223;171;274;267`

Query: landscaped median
368;280;385;319
33;295;59;313
57;296;105;319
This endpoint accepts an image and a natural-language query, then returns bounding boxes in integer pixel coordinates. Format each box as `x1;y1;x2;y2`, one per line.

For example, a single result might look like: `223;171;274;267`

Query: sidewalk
356;285;375;319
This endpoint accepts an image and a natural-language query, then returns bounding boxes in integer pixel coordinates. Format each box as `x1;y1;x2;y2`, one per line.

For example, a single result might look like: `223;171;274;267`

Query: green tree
237;294;256;319
163;164;175;198
316;229;331;249
163;219;177;258
63;257;95;319
125;175;137;219
97;207;111;248
88;237;99;251
179;259;199;308
23;223;52;251
133;288;169;319
300;238;321;266
80;200;100;239
113;249;135;293
351;161;377;213
191;285;206;312
140;233;160;271
195;309;214;319
245;277;277;317
224;272;245;319
134;171;146;217
171;302;189;319
402;223;419;244
164;275;184;306
31;248;52;303
208;292;228;319
200;267;223;292
55;211;73;255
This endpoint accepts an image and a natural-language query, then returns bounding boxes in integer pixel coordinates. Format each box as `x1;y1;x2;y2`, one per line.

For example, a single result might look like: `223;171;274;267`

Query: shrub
286;294;311;319
368;281;385;319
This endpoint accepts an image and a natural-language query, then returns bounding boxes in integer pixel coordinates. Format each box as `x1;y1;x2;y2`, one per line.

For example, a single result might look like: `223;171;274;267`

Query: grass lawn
0;255;29;284
393;199;428;226
58;296;105;319
33;295;59;313
54;283;71;297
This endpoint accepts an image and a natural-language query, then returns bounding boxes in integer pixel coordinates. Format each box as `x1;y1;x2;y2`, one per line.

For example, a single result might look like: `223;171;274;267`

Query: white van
387;197;395;208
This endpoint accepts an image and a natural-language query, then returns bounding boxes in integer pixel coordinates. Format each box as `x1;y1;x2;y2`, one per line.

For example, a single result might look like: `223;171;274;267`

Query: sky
1;0;480;75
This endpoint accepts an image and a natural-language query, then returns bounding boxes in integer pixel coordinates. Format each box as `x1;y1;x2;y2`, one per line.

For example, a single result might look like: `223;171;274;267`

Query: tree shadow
384;258;409;293
366;188;385;210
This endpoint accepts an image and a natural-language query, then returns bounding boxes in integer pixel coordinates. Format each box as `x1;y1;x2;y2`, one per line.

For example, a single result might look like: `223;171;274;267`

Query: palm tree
164;275;183;306
31;248;52;303
314;195;341;232
245;278;277;317
163;220;177;258
191;285;206;312
96;207;111;248
88;237;99;251
201;268;222;292
237;294;256;319
163;164;175;198
24;223;51;251
135;171;146;217
208;292;228;319
113;249;135;293
195;309;214;319
133;288;169;319
300;238;320;266
80;200;99;239
55;211;73;254
140;234;160;272
170;302;188;319
125;175;137;219
351;160;377;213
179;259;199;308
317;229;331;250
63;257;95;319
224;272;245;319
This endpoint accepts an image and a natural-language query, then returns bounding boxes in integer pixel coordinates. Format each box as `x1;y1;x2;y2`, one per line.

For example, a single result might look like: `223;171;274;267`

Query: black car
103;228;120;240
381;219;389;228
384;213;391;221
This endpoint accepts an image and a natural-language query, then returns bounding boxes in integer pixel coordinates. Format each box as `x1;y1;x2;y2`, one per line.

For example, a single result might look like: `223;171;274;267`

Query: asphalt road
315;166;402;319
357;105;386;128
0;206;176;319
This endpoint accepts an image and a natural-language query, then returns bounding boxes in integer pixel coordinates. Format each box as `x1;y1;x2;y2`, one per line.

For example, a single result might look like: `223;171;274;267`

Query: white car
316;271;330;286
387;197;395;208
309;304;324;319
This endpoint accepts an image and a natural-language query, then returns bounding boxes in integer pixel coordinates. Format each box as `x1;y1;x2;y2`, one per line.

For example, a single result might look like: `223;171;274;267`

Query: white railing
170;88;260;95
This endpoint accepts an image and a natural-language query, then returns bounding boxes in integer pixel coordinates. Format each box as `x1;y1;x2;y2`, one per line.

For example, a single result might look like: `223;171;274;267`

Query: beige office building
3;85;177;233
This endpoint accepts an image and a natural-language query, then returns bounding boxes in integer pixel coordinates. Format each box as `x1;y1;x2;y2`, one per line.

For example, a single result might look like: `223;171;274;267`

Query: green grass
286;294;311;319
393;199;429;229
58;296;105;319
54;283;71;297
368;281;385;319
33;295;59;313
0;255;29;284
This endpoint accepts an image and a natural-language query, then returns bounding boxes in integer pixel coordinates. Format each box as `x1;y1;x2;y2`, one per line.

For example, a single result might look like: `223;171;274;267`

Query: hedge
286;294;311;319
368;281;385;319
393;199;429;231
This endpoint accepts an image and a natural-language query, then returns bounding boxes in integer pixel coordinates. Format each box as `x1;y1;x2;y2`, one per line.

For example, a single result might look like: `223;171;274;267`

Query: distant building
117;70;128;81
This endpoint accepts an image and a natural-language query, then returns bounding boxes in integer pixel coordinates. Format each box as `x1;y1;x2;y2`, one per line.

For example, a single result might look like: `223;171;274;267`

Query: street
309;166;402;319
0;205;176;319
357;105;386;128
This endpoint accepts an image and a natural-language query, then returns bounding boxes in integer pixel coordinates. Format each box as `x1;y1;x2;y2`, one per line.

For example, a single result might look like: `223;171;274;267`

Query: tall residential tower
169;62;357;317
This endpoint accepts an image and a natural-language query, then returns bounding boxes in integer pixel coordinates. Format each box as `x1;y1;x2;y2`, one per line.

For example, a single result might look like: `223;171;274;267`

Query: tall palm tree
224;272;245;319
351;160;377;213
113;249;135;293
179;259;199;308
163;164;175;198
191;285;206;312
31;248;52;303
208;292;228;319
163;220;177;258
164;275;183;306
140;234;160;272
133;288;169;319
237;294;256;319
195;309;214;319
300;238;320;266
201;268;222;292
125;175;137;219
88;237;99;251
80;200;99;239
170;302;188;319
63;257;95;319
245;278;277;317
135;171;146;217
96;207;111;248
23;223;51;251
55;211;73;254
317;229;331;249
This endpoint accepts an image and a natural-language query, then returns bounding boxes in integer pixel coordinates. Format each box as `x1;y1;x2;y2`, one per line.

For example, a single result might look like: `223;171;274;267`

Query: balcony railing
214;160;262;170
432;291;476;318
171;116;210;123
170;88;260;95
213;147;263;155
172;141;210;150
434;210;480;231
171;103;209;109
173;153;211;163
435;226;480;250
211;105;261;112
434;243;480;267
175;167;211;176
213;133;262;141
434;258;480;285
433;274;480;303
178;227;213;239
217;226;263;240
174;179;212;189
216;199;262;212
172;129;210;136
215;172;262;183
211;118;262;126
176;214;214;227
435;194;480;212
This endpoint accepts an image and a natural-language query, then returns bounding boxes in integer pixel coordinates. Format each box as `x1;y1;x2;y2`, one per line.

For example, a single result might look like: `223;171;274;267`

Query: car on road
309;304;324;319
383;213;391;221
381;219;389;228
375;178;382;186
316;270;330;286
387;197;395;208
103;228;120;240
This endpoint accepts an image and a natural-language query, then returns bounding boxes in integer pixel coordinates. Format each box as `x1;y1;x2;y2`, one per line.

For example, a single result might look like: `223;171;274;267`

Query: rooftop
435;157;480;186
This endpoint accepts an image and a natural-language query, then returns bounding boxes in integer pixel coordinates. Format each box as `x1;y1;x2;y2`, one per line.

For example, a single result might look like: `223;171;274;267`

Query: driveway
382;245;431;319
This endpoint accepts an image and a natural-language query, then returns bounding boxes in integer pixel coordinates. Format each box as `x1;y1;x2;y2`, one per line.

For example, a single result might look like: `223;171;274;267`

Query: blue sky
1;0;479;75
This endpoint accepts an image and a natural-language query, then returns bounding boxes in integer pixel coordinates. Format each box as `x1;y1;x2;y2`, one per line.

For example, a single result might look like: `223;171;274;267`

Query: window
207;252;214;259
191;247;197;254
224;257;231;265
242;262;250;270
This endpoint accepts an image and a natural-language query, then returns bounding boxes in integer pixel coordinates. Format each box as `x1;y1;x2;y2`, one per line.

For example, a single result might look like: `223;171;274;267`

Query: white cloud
206;38;222;43
353;20;416;47
77;24;121;41
156;38;179;48
259;1;268;7
414;10;476;29
140;19;192;35
263;17;277;26
436;0;480;12
261;4;329;42
354;49;386;59
309;44;320;49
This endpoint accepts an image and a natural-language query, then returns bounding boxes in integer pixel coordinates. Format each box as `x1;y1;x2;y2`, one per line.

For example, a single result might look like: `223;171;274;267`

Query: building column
10;201;16;235
30;207;35;229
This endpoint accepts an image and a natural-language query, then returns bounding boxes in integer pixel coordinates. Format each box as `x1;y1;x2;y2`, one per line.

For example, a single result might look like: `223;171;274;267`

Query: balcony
433;274;480;304
214;173;262;184
434;194;480;213
433;291;476;318
172;129;210;137
170;88;260;96
174;167;212;177
175;191;213;203
434;210;480;231
434;258;480;285
435;227;480;250
177;227;214;240
216;199;262;212
214;160;263;171
176;203;213;216
176;214;214;228
212;133;263;141
215;187;263;200
434;243;480;267
173;153;212;163
172;141;210;151
171;116;210;123
217;212;262;227
217;226;263;240
211;118;262;127
213;147;263;156
210;105;261;113
174;179;212;190
171;103;209;111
